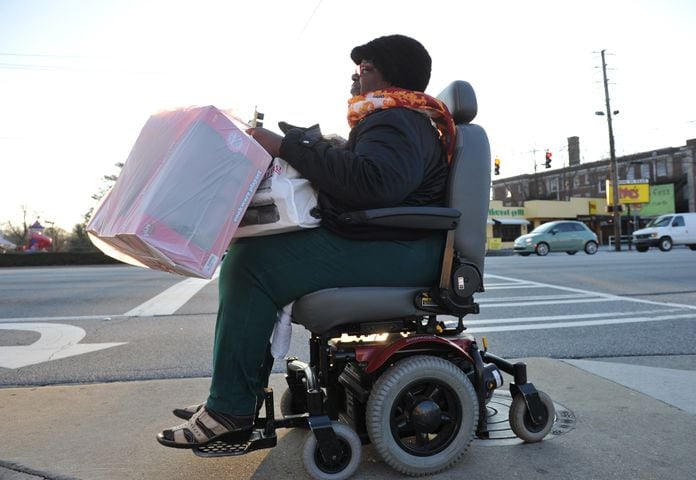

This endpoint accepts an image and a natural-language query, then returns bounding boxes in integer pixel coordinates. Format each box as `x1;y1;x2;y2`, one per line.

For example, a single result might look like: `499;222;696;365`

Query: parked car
513;220;599;256
632;213;696;252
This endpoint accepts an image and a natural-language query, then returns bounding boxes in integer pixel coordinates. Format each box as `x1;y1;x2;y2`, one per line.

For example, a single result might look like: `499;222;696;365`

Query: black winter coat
278;107;449;240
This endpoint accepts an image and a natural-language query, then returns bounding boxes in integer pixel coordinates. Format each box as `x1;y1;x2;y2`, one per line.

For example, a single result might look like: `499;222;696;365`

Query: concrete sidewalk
2;357;696;480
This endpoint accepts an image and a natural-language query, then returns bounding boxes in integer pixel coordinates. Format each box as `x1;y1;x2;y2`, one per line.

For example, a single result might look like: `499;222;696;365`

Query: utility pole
600;49;622;251
531;148;539;173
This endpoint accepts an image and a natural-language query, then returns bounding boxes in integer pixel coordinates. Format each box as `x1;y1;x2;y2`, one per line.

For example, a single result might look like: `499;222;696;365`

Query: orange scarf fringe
347;88;456;163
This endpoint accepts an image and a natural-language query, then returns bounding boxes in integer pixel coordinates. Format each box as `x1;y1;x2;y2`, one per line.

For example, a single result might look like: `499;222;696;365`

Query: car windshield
646;215;673;227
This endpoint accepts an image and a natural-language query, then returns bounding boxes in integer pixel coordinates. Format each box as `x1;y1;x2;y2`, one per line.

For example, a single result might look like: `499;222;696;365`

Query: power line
0;62;86;72
0;52;94;59
297;0;323;40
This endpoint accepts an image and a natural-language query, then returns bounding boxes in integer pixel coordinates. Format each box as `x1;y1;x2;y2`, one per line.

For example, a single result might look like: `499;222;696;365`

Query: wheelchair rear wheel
365;355;478;476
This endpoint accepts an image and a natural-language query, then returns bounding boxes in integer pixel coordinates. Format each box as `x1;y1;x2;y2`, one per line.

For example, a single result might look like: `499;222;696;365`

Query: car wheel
689;244;696;251
636;245;649;252
658;237;672;252
566;251;577;255
584;241;598;255
535;243;549;256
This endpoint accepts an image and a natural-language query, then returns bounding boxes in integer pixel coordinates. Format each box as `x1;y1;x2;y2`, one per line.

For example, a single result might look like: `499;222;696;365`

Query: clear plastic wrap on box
87;106;272;278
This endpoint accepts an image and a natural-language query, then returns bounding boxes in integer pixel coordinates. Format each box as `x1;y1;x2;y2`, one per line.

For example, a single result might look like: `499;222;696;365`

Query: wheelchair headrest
437;80;478;125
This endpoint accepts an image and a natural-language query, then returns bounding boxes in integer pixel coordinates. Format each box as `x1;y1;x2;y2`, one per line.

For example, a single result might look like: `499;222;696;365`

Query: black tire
535;242;550;256
280;388;305;416
366;355;478;476
689;245;696;251
566;251;577;255
636;245;649;252
518;252;531;257
302;421;361;480
584;241;598;255
509;390;555;443
658;237;673;252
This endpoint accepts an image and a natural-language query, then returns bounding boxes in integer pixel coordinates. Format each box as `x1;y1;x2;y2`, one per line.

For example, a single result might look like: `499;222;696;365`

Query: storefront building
487;198;607;249
488;137;695;248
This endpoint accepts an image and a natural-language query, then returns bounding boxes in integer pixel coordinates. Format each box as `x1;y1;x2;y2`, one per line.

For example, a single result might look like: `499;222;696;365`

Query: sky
1;0;695;231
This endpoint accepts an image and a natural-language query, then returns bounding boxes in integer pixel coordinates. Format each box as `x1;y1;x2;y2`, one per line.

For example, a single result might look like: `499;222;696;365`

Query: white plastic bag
270;303;294;359
235;157;320;237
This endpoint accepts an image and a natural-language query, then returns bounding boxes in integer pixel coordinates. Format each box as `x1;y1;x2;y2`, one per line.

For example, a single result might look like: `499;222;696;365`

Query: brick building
490;137;696;244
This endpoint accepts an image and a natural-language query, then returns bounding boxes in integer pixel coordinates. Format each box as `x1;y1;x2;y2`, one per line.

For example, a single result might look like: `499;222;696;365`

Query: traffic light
494;157;500;175
252;109;264;128
544;150;552;168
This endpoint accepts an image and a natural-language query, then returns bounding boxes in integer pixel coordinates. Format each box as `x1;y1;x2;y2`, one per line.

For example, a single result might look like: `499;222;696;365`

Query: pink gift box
87;106;272;278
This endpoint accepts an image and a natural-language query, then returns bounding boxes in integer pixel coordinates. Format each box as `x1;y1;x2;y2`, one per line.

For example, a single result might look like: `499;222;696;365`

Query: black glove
278;121;320;135
279;121;323;147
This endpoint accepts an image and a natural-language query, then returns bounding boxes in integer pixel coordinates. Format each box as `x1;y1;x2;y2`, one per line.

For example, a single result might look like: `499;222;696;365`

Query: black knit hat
350;34;431;92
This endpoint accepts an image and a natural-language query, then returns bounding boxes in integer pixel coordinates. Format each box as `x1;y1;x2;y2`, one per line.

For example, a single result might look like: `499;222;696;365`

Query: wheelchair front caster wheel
302;422;362;480
509;390;555;443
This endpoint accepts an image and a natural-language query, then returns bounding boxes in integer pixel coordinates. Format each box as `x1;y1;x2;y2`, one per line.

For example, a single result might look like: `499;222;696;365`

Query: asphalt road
1;246;695;387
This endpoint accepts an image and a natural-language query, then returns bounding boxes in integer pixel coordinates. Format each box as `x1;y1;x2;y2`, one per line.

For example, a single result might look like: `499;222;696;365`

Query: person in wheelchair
156;33;457;449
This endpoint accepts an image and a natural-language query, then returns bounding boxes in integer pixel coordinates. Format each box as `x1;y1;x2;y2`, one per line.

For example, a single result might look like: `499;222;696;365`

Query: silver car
513;221;599;256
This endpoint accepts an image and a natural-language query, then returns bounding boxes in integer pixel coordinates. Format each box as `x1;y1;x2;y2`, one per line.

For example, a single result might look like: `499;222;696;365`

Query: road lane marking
0;315;122;324
124;269;219;317
478;293;597;303
484;284;546;290
465;312;696;334
485;274;696;311
463;309;683;326
0;323;126;369
479;297;621;308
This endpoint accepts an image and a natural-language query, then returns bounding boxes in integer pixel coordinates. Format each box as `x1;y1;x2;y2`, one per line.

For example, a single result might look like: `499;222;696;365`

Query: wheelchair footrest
193;429;277;458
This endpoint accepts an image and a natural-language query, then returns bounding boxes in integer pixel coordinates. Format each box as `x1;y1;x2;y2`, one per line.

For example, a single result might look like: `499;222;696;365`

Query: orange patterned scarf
347;88;456;163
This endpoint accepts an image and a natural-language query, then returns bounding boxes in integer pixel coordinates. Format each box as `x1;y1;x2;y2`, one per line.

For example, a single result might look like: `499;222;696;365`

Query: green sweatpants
206;226;444;415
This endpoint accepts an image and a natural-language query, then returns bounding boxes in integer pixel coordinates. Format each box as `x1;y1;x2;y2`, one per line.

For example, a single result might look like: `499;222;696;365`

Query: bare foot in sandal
157;407;254;449
173;397;264;420
172;403;203;420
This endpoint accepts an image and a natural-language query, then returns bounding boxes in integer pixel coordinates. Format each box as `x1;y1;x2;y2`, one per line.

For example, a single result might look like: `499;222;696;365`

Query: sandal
172;403;203;420
173;397;264;420
157;407;254;449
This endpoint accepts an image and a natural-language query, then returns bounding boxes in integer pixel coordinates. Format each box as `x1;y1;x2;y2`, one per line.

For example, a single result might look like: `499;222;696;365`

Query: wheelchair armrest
338;207;460;230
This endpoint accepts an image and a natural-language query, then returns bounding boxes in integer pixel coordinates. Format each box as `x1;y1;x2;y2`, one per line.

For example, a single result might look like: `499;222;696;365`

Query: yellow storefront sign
605;180;650;205
487;237;502;250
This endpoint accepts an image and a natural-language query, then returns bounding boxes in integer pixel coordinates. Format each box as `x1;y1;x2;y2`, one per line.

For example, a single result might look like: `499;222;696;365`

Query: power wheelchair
192;80;556;479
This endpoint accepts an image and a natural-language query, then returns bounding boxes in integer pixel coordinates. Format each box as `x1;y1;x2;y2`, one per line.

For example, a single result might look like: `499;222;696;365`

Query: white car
632;213;696;252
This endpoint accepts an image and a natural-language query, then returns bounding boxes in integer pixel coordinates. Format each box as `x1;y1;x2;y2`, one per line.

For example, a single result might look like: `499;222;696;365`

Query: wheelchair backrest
436;81;491;276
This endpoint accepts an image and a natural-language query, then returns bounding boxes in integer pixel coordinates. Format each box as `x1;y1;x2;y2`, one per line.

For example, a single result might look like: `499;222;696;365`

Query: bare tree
83;162;124;226
69;212;98;252
3;205;31;247
43;223;68;252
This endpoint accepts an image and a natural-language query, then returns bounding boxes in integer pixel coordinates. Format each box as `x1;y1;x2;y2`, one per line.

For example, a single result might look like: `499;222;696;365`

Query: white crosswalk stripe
453;273;696;333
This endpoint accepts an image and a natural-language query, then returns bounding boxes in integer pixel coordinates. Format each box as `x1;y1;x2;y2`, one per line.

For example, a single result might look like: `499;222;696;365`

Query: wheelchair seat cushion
292;286;430;334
